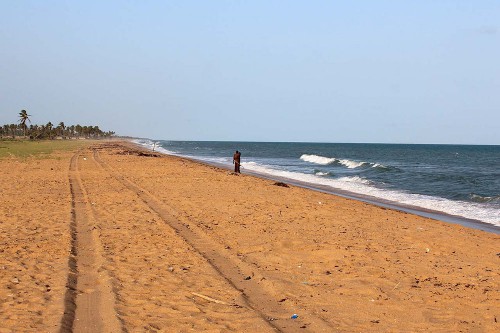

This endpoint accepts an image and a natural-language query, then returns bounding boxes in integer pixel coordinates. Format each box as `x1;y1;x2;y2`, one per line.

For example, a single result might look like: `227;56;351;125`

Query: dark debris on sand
115;150;162;157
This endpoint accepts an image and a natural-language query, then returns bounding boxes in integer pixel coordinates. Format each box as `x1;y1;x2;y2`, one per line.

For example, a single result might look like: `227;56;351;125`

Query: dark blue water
134;139;500;228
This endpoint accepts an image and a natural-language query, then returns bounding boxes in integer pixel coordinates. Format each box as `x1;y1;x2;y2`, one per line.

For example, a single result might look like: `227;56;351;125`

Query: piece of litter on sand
191;292;230;305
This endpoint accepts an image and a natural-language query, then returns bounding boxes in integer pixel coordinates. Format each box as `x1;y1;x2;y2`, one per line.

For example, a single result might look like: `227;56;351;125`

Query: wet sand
0;140;498;332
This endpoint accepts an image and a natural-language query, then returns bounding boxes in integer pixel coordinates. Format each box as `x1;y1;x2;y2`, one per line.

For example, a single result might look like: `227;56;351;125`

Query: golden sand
0;141;498;332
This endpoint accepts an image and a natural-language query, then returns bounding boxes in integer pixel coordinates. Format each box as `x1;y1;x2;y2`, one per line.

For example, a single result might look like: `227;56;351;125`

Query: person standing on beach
233;150;241;173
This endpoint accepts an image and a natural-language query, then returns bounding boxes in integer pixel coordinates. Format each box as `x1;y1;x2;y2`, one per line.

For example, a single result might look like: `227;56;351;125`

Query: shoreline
247;170;500;235
131;140;500;234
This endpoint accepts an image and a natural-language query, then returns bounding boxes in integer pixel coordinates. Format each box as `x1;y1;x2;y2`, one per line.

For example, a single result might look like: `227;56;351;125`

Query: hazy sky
1;1;499;144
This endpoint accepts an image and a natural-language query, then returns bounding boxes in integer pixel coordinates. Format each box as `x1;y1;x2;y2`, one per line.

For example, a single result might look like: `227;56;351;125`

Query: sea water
134;139;500;231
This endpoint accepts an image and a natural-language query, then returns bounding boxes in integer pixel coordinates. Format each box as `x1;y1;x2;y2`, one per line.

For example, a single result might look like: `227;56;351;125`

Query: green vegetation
0;109;116;158
0;140;92;159
19;110;31;136
1;109;115;140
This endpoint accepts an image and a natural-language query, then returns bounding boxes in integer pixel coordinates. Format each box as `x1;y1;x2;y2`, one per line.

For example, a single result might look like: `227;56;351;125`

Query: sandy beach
0;140;498;332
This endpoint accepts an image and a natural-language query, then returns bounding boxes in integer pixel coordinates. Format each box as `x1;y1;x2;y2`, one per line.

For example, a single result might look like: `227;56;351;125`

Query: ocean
133;139;500;232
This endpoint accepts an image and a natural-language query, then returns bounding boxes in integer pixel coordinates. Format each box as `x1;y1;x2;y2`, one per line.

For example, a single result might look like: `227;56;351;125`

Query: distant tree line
0;110;115;140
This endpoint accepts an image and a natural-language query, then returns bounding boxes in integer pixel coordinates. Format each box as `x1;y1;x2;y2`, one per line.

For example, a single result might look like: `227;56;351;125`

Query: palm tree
38;125;46;139
1;120;115;140
9;124;17;138
18;110;31;137
32;125;41;139
46;122;53;139
58;122;66;138
75;124;82;138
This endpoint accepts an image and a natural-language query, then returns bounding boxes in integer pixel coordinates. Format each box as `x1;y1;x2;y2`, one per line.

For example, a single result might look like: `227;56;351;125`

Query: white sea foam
469;194;500;203
372;163;387;168
337;176;372;185
132;139;177;155
155;146;177;155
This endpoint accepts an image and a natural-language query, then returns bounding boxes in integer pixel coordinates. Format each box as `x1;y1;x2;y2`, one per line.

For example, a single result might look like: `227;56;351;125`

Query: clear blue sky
1;1;499;144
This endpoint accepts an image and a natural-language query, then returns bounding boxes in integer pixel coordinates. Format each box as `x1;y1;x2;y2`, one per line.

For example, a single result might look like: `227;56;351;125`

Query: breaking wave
300;154;336;165
300;154;386;169
338;159;367;168
469;194;500;204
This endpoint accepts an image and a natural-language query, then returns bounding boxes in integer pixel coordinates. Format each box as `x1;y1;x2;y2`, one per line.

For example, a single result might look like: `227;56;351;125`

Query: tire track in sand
60;153;123;333
59;154;79;332
92;147;334;333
